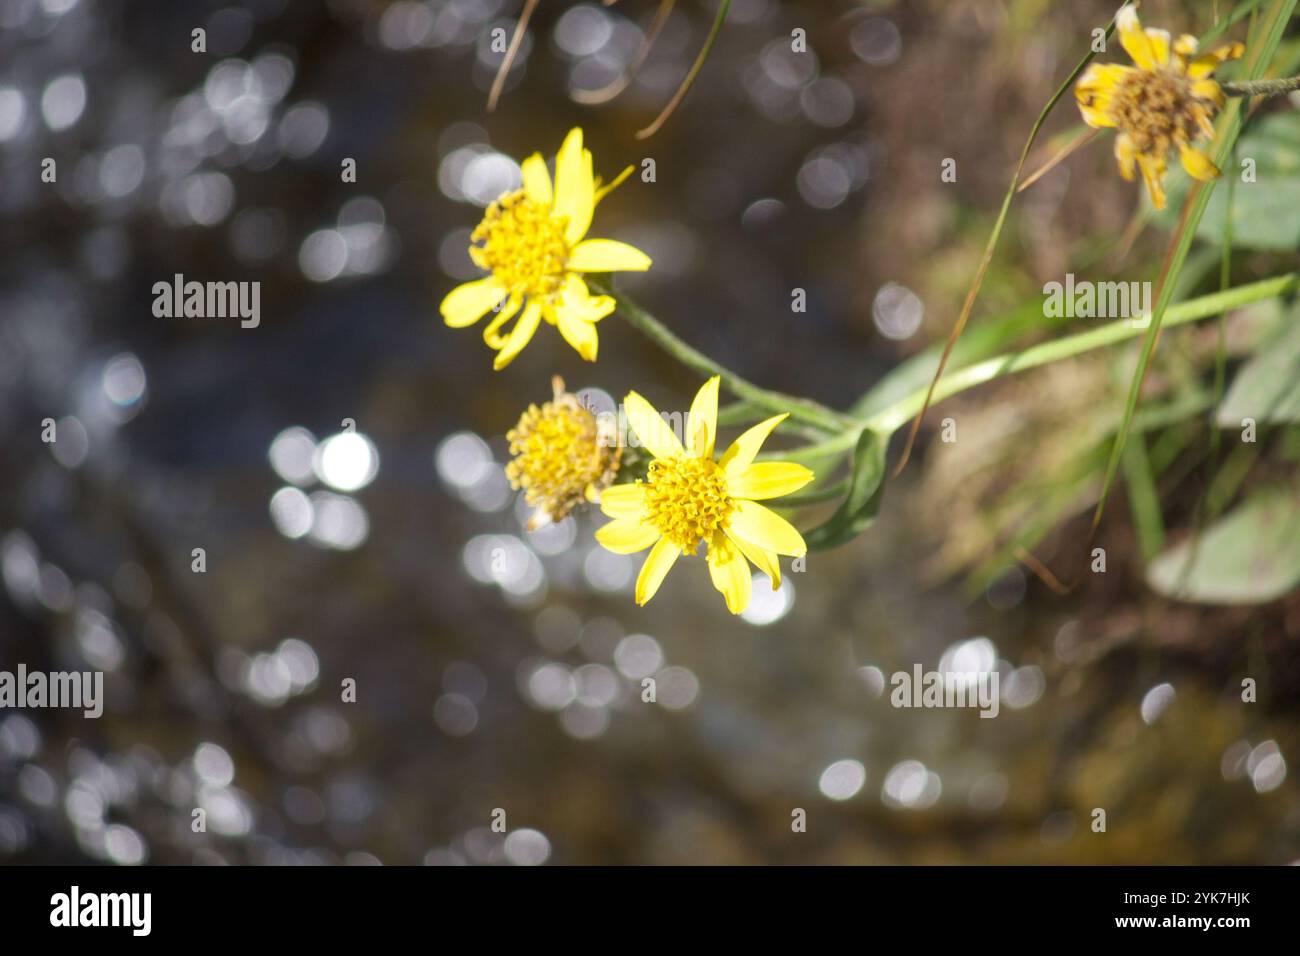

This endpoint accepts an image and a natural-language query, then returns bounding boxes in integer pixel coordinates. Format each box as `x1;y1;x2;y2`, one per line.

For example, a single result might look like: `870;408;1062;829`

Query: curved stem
594;278;856;433
635;0;730;139
889;15;1119;479
784;272;1297;463
486;0;540;112
865;272;1299;435
604;272;1296;475
572;0;676;105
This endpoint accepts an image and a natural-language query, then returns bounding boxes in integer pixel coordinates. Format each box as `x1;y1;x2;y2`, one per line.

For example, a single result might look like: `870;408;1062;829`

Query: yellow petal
1192;78;1225;108
1117;4;1158;70
1192;106;1217;140
728;461;815;500
1136;152;1168;211
1172;33;1198;70
555;306;599;362
1076;62;1131;94
482;294;521;348
1075;62;1131;126
558;274;616;323
1114;133;1137;182
635;538;679;605
599;484;646;518
1143;28;1172;67
553;128;594;244
1078;101;1117;129
1179;144;1219;182
572;294;615;323
727;499;807;557
727;530;781;591
719;413;789;477
520;152;552;206
595;517;660;554
440;278;504;328
687;376;720;459
567;238;652;273
707;533;752;615
492;300;542;370
623;390;684;460
1187;42;1245;80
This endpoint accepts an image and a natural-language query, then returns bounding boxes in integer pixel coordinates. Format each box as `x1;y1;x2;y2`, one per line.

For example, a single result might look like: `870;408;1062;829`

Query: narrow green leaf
1122;434;1165;560
803;429;886;551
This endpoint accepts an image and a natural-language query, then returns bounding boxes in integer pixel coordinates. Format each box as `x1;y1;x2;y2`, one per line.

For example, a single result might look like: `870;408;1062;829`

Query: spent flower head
440;127;652;369
595;377;814;615
506;376;621;530
1075;3;1243;210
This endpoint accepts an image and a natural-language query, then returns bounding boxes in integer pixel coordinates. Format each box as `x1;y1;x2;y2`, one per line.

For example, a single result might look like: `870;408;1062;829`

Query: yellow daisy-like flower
440;127;652;370
595;377;815;615
506;376;621;530
1075;3;1244;210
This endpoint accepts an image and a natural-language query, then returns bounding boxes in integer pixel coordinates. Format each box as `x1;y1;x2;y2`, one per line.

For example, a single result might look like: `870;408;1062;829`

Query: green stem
1222;75;1300;96
869;272;1298;433
604;272;1297;469
782;272;1299;462
595;279;856;434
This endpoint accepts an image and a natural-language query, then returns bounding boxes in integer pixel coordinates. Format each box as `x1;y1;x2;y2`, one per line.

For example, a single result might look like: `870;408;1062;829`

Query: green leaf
803;429;885;552
1147;485;1300;603
1156;92;1300;251
1216;304;1300;425
1199;112;1300;252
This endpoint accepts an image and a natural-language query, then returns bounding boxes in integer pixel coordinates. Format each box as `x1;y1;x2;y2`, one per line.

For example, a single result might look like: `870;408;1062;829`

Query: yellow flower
595;377;815;615
506;376;621;530
440;128;652;370
1075;3;1243;210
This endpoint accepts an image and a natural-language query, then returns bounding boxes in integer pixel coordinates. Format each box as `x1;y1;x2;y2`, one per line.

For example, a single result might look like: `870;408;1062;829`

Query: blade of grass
891;12;1118;478
1017;125;1100;194
635;0;730;139
1122;433;1165;560
486;0;541;112
1086;0;1297;543
1175;147;1239;592
573;0;677;105
1202;0;1270;44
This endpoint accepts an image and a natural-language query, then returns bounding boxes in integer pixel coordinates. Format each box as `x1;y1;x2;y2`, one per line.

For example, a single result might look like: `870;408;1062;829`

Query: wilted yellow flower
595;377;814;615
1075;3;1244;210
440;127;652;369
507;376;621;530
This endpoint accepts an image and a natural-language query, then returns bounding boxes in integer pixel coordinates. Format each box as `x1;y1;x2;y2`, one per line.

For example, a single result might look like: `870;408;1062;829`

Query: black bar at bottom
0;865;1292;942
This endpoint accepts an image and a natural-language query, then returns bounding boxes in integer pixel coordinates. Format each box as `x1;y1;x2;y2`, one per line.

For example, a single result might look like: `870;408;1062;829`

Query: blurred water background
1;0;1297;865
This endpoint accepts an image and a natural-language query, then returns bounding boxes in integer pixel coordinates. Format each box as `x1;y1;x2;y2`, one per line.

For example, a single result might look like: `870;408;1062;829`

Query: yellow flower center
1113;68;1207;154
506;391;619;523
641;455;734;552
470;190;570;301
